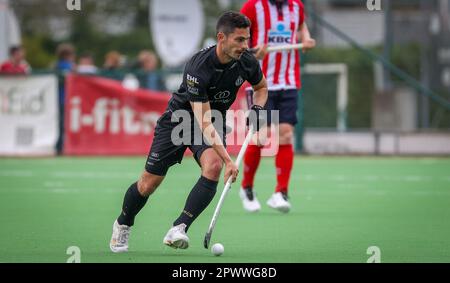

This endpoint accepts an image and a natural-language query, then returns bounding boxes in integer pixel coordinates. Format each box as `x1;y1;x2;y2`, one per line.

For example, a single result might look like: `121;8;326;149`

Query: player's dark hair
216;11;251;35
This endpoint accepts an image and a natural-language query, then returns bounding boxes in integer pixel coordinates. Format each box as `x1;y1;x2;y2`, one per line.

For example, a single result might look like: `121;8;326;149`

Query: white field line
0;187;121;194
0;170;33;177
0;170;448;183
43;181;65;187
0;170;137;179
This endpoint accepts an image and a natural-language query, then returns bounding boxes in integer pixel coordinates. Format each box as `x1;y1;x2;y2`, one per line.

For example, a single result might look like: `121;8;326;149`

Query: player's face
223;28;250;60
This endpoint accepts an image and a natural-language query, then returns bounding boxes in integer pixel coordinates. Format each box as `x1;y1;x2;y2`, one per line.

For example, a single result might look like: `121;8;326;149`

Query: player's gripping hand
224;160;239;184
253;44;268;60
246;105;267;132
302;38;316;53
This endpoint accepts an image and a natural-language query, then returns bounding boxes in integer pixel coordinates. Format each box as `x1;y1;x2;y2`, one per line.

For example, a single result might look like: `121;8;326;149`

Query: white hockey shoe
163;223;190;249
239;187;261;212
266;192;291;213
110;220;131;253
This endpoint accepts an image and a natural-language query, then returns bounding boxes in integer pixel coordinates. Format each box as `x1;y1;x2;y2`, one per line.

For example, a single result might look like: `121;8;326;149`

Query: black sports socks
173;176;218;231
117;182;149;226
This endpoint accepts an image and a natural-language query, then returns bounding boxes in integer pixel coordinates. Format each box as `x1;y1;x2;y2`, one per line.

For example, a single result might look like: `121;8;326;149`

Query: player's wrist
225;158;234;166
247;105;267;131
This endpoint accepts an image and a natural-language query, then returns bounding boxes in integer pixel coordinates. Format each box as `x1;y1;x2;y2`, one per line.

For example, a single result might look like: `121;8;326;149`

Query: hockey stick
249;43;304;53
203;128;255;249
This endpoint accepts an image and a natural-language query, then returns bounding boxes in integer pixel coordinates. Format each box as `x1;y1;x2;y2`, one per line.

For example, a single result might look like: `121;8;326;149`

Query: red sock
241;145;262;189
275;144;294;193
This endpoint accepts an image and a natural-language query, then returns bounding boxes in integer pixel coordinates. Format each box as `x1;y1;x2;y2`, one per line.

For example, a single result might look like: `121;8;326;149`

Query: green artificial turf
0;156;449;263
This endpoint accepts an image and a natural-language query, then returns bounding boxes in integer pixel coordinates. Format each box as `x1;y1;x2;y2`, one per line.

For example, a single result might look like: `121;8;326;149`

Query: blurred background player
239;0;315;213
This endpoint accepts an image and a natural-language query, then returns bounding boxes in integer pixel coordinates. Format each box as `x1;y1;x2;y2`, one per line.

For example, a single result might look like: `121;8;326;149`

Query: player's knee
137;180;157;197
279;128;294;144
202;160;223;180
137;173;163;197
281;130;293;139
280;131;294;144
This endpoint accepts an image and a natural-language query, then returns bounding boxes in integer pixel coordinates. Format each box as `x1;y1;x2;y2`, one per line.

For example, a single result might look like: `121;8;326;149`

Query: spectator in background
101;51;124;81
138;50;164;91
77;52;98;74
104;51;122;70
55;43;76;155
55;43;76;75
0;45;31;75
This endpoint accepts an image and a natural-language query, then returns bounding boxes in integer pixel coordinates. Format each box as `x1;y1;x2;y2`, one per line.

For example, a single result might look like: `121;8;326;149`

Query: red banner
64;74;171;155
64;74;250;156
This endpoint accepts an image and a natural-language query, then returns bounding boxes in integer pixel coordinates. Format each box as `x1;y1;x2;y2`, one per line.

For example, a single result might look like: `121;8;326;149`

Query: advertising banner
0;74;58;155
64;74;171;155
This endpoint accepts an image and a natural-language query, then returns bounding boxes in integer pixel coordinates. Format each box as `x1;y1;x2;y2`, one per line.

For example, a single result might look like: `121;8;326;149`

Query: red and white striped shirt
241;0;305;90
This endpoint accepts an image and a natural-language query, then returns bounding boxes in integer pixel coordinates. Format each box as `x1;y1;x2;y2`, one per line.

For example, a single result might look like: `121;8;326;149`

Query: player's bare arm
190;101;239;184
251;76;268;108
248;76;269;147
298;23;316;53
251;25;316;60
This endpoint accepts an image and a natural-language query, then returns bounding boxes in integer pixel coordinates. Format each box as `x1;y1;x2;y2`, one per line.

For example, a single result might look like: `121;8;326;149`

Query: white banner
0;75;58;156
303;131;450;155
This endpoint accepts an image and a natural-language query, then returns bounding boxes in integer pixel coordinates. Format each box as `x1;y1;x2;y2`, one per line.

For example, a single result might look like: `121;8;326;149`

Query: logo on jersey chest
214;91;231;100
213;90;233;104
268;23;292;45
